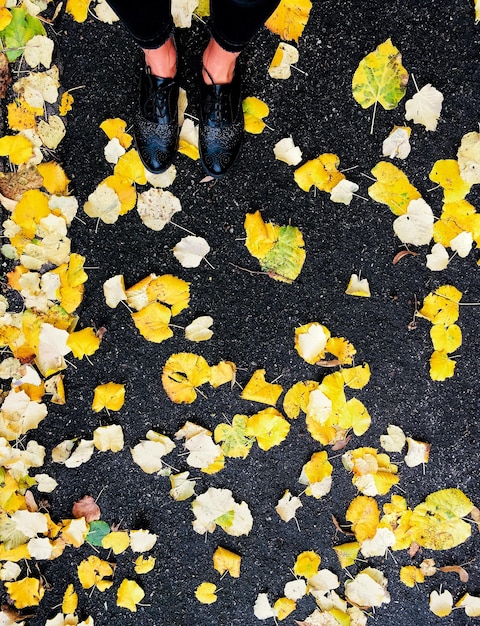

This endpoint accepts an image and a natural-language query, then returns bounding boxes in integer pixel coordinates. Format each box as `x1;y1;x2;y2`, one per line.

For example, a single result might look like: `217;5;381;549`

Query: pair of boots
134;62;244;179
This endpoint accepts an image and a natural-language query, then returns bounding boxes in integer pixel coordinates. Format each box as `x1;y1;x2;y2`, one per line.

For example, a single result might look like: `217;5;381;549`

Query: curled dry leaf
72;495;101;522
439;565;469;583
392;249;418;264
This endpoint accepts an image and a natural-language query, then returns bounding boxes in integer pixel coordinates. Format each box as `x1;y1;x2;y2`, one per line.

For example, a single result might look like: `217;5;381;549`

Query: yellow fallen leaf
162;352;210;404
293;550;321;578
103;174;136;215
5;577;44;608
178;118;199;160
294;322;330;364
66;327;101;359
246;407;290;450
66;0;91;22
7;100;37;131
274;597;296;620
244;210;279;259
430;159;471;202
429;350;456;381
100;118;133;149
11;189;50;238
418;284;462;325
400;565;425;588
77;555;114;591
240;369;283;405
346;495;380;542
62;583;78;613
268;42;299;79
59;91;74;116
368;161;421;215
345;273;371;297
195;582;217;604
93;424;124;452
146;274;190;316
283;380;319;418
333;542;360;568
114;149;147;185
37;115;66;149
116;579;144;612
102;531;130;555
131;302;173;343
213;546;241;578
430;589;453;617
265;0;312;42
209;360;236;388
37;161;70;195
294;153;345;193
92;382;125;412
134;555;156;574
242;97;269;134
214;414;254;459
0;135;34;165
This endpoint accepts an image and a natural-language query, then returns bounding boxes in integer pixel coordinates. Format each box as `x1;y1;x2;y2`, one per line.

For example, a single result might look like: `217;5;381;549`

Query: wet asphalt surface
1;0;480;625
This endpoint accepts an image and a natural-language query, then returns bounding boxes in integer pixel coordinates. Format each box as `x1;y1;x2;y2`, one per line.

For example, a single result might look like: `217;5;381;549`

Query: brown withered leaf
72;495;101;522
25;490;38;512
0;165;43;200
1;604;35;622
408;541;421;557
393;249;418;264
471;506;480;531
439;565;469;582
331;435;352;451
0;53;11;98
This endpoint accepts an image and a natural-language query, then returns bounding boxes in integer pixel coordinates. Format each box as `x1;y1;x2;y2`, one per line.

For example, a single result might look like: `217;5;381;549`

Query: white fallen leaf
131;434;175;474
430;589;453;617
145;164;177;188
130;529;157;552
405;84;443;131
393;198;434;246
192;487;252;536
345;273;371;297
178;88;188;125
37;115;66;150
136;188;181;231
450;231;473;257
24;35;54;69
275;490;302;522
380;424;406;452
273;136;302;165
169;471;196;501
404;437;430;467
11;510;48;537
93;424;124;452
178;118;199;159
254;593;277;619
382;126;411;159
14;66;59;108
284;579;307;601
84;183;121;224
49;195;78;224
185;316;213;341
103;274;127;308
456;593;480;617
426;243;449;271
183;432;222;469
361;527;396;557
52;439;75;463
64;439;95;468
36;322;71;377
330;179;359;205
27;537;53;560
104;137;125;164
344;568;390;608
306;389;332;424
173;235;210;268
0;561;21;581
171;0;199;27
457;131;480;184
94;0;119;22
34;473;58;493
268;42;299;79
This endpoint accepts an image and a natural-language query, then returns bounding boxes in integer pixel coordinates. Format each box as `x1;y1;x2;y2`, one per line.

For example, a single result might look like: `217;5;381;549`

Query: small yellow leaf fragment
102;531;130;555
77;555;114;591
294;153;345;193
62;583;78;613
400;565;425;588
333;542;360;568
345;273;371;297
66;0;91;22
134;555;156;574
92;382;125;412
430;589;453;617
59;91;74;116
293;550;321;578
116;579;145;612
242;97;269;134
213;546;241;578
265;0;312;42
274;597;296;620
195;582;217;604
240;369;283;406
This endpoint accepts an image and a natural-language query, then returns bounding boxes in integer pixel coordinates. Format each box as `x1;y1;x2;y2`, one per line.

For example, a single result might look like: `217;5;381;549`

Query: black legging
105;0;281;52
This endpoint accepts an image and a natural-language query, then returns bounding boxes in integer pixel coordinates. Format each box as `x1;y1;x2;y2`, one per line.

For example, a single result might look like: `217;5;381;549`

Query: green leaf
1;8;46;62
260;225;306;283
86;520;110;546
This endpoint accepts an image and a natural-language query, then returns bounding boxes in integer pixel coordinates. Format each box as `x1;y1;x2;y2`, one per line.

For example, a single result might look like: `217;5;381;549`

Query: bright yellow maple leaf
368;161;421;215
100;117;133;149
66;0;91;22
240;369;283;405
209;360;236;388
246;407;290;450
430;324;462;353
213;546;241;578
195;582;217;604
265;0;312;42
66;327;101;359
37;162;70;195
283;380;319;418
341;363;371;389
325;336;357;366
429;159;472;202
131;302;173;343
400;565;425;588
77;555;114;591
92;382;125;412
116;579;144;612
274;597;296;620
114;149;147;185
0;134;34;165
352;38;408;111
242;97;269;134
294;153;345;193
5;577;44;608
346;495;380;542
162;352;211;403
293;550;321;578
7;100;38;131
